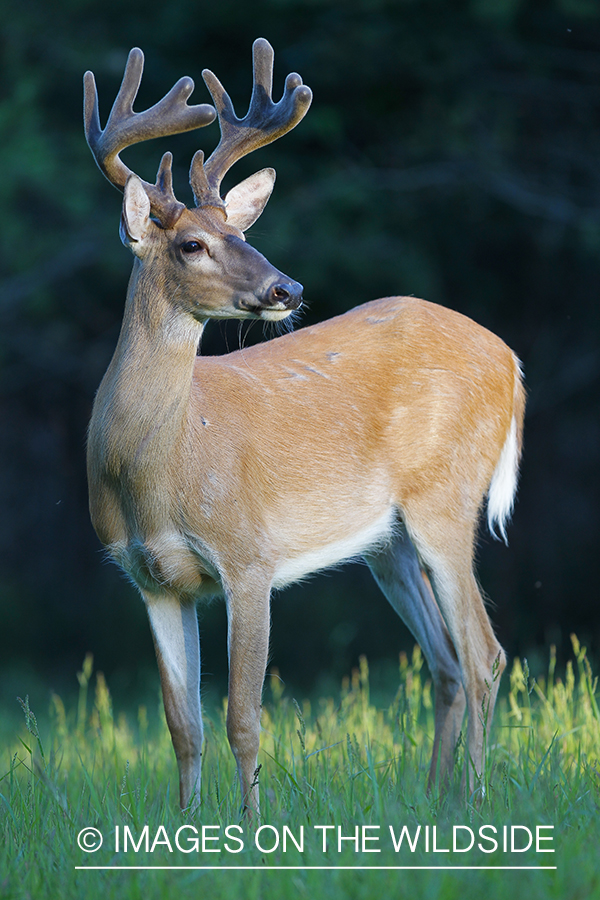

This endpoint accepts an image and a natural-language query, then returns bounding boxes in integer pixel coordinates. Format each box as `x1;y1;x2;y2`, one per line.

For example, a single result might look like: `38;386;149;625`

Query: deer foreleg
225;585;270;821
144;592;203;811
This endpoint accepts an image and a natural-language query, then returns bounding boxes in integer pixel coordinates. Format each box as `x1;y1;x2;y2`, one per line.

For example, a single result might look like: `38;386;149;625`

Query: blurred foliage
0;0;598;695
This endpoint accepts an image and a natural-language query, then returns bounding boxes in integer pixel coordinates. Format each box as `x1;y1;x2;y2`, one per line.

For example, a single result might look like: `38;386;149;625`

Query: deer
83;38;525;818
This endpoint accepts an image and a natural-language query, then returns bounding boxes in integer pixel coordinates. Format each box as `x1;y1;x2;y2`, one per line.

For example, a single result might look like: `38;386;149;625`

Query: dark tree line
0;0;598;702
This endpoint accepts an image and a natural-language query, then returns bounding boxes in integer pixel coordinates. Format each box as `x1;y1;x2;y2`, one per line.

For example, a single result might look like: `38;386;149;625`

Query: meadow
1;638;599;899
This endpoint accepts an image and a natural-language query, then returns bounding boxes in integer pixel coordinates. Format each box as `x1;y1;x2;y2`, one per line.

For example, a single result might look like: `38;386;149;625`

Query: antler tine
191;37;312;208
84;48;217;225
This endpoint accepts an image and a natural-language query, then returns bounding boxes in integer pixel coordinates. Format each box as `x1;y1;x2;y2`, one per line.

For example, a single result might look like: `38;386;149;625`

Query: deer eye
180;240;207;254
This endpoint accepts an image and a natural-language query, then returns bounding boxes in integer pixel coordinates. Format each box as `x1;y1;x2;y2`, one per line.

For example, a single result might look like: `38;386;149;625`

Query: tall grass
2;638;599;899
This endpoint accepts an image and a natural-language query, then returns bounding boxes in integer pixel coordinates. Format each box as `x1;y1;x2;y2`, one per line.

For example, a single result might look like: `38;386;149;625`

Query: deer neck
89;258;203;485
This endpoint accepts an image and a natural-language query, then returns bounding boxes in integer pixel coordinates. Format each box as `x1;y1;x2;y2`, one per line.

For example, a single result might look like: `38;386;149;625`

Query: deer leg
225;585;271;820
458;576;505;795
366;529;466;789
143;591;203;811
431;570;505;798
402;508;506;799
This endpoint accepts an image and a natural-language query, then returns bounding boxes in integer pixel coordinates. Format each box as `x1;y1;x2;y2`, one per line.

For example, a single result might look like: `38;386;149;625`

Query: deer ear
120;175;151;246
224;168;276;231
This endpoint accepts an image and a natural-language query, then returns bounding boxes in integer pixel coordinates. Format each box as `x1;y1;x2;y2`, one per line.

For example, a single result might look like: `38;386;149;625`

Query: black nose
266;280;303;309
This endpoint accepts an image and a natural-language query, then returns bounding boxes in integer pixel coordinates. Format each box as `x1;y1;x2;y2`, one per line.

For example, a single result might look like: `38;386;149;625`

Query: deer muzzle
263;279;303;310
236;276;303;319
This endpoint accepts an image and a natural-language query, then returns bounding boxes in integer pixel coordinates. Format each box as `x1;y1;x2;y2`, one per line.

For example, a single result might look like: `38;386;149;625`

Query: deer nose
266;281;303;309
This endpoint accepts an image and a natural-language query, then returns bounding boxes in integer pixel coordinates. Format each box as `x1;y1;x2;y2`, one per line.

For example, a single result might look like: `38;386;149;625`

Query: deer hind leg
366;528;466;790
143;591;203;811
402;503;506;799
225;583;271;820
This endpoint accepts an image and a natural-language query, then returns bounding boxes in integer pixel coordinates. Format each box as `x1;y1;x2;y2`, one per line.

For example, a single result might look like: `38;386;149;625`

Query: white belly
272;508;395;589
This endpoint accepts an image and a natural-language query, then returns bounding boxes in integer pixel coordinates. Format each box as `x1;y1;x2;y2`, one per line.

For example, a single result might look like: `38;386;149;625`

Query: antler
190;38;313;210
84;48;217;226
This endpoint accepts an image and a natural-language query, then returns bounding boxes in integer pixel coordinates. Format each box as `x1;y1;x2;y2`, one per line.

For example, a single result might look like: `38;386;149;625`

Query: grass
1;638;600;899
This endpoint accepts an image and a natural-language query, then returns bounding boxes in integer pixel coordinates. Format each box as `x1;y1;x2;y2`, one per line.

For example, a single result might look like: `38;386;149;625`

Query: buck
84;39;525;816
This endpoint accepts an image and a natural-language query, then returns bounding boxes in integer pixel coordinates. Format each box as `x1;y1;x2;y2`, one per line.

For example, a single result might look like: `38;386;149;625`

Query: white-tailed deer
84;39;524;815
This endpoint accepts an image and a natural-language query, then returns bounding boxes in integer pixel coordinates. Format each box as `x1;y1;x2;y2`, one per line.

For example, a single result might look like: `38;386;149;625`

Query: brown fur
88;210;524;812
85;43;524;815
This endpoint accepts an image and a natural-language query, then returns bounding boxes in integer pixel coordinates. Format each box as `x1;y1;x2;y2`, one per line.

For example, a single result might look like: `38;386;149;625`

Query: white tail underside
487;359;523;543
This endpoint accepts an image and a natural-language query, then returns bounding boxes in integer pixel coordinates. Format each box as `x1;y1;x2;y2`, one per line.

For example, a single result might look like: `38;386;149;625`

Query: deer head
83;39;312;321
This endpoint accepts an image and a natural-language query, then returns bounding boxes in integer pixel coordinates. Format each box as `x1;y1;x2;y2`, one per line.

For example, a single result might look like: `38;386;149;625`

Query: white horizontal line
75;865;557;871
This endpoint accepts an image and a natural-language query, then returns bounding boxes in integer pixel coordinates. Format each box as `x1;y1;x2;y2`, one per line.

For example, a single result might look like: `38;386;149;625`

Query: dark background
1;0;598;709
